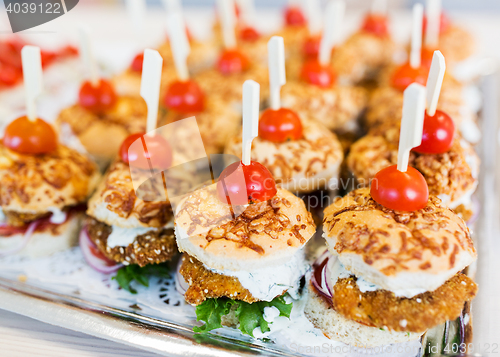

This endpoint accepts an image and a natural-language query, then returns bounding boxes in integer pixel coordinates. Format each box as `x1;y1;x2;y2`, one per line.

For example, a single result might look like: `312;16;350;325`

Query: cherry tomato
3;116;57;155
420;47;436;69
390;62;429;92
302;35;321;59
423;12;450;35
284;6;307;27
130;52;144;73
216;49;251;75
217;160;277;205
239;26;260;42
370;165;429;211
300;59;336;88
78;79;117;114
164;79;205;114
361;14;389;37
120;133;173;170
413;110;455;154
259;108;303;143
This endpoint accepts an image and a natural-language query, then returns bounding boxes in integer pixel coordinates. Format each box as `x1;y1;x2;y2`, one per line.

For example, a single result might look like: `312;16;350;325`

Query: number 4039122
6;2;62;14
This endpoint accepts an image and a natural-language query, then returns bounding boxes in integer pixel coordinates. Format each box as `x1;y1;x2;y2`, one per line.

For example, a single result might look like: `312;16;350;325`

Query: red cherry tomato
390;62;429;92
217;161;277;205
423;12;450;35
120;133;173;170
370;165;429;211
78;79;117;114
216;49;251;75
302;35;321;59
300;59;336;88
361;14;389;37
413;110;455;154
239;26;261;42
164;79;205;114
420;47;436;70
3;116;57;155
259;108;303;143
130;52;144;73
284;6;307;27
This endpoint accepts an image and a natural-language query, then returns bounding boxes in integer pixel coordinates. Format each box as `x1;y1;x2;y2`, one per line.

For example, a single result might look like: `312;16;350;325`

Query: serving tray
0;72;495;357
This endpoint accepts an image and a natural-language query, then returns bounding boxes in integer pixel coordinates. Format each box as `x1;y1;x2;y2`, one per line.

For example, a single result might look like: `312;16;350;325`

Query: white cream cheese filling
327;256;427;299
106;221;174;248
207;249;308;302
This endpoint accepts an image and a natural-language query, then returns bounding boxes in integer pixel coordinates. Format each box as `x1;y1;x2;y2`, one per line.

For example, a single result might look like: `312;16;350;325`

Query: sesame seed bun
305;284;422;348
175;187;316;272
0;143;100;215
56;96;147;167
225;117;343;194
322;188;476;295
87;160;173;229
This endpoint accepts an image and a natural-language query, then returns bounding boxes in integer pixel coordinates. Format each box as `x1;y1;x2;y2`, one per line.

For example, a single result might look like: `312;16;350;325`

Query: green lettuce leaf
112;263;170;294
194;295;293;337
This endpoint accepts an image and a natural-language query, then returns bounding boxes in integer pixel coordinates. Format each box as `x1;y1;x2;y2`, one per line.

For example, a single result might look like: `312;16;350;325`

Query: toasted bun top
0;143;100;214
175;187;316;271
225;117;343;188
280;82;367;132
323;188;476;292
87;160;173;228
347;124;478;204
56;96;147;163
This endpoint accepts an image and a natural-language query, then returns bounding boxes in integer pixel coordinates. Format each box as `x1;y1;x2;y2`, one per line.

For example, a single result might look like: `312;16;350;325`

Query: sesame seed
204;289;208;293
461;281;467;285
399;319;407;328
416;298;422;303
119;247;124;254
122;261;129;266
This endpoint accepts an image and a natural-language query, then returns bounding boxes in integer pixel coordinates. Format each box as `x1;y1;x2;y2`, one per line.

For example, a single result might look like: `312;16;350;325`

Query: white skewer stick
397;83;426;172
304;0;322;35
371;0;387;15
426;50;446;116
78;26;99;86
425;0;441;49
21;46;43;122
241;80;260;166
318;0;345;66
217;0;237;49
124;0;146;41
167;12;191;81
267;36;286;111
162;0;181;12
409;3;424;69
236;0;256;26
140;49;164;135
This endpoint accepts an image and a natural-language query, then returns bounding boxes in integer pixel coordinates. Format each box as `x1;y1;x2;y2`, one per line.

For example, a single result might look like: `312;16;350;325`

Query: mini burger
306;188;477;347
175;182;316;336
0;116;100;258
83;133;177;286
347;122;479;222
225;114;344;194
56;79;148;169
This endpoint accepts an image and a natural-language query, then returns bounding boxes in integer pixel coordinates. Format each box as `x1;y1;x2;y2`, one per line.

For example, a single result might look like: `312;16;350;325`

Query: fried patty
86;217;177;267
179;254;258;306
3;210;50;227
331;273;477;333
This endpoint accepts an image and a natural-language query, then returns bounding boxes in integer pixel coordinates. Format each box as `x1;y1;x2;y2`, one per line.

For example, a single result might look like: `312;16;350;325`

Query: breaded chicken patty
331;273;477;333
179;254;258;306
86;217;176;267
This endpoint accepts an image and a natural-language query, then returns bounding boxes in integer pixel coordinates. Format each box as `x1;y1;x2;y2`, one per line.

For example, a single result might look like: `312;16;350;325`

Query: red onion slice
466;197;480;226
311;250;333;299
79;228;123;274
0;220;39;257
